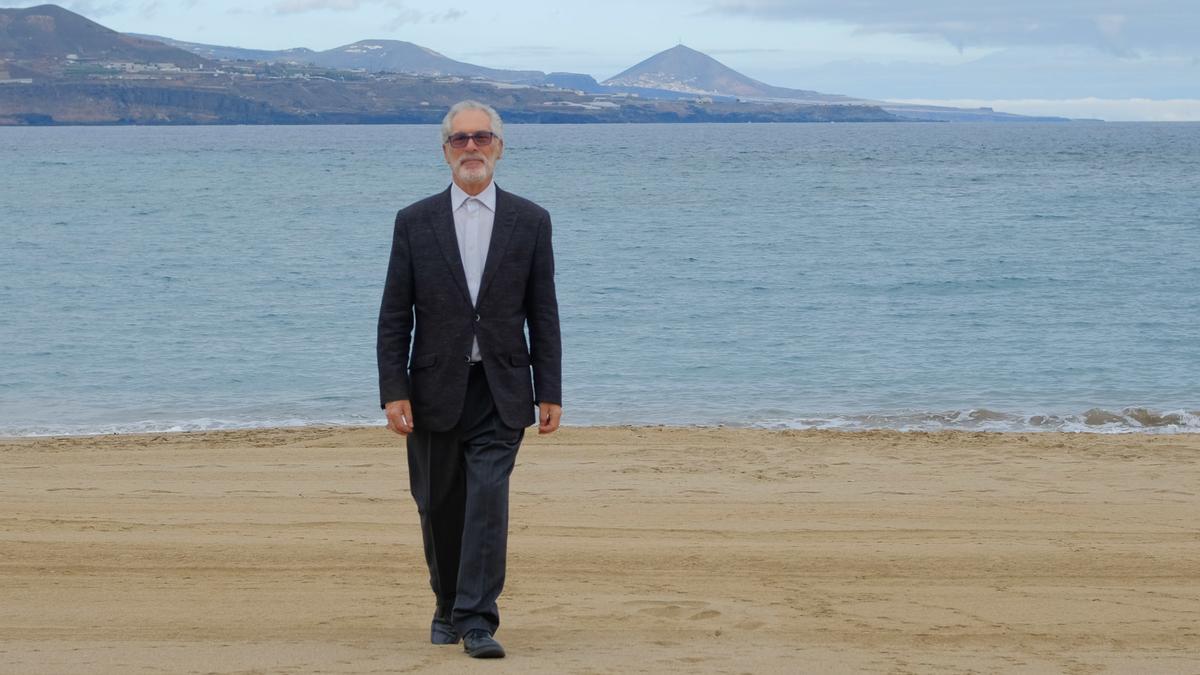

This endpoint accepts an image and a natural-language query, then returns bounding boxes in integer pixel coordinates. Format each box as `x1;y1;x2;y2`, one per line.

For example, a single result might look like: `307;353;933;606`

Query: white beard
456;162;491;185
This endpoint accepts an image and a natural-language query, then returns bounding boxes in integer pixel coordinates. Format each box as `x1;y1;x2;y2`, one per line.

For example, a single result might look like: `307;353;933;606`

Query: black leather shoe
462;629;505;658
431;607;459;645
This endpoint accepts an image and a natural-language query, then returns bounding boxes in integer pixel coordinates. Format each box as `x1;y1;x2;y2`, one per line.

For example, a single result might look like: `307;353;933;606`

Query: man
377;100;562;659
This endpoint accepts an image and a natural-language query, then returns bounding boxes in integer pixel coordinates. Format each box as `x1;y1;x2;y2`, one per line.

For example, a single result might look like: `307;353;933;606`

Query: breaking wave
757;407;1200;434
3;408;1198;438
0;416;373;438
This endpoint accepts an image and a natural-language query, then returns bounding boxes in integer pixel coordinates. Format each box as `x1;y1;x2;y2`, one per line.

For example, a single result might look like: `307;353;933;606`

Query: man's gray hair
441;100;504;144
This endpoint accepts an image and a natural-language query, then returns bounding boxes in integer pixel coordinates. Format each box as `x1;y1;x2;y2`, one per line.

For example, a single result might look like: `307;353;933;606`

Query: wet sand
1;426;1198;674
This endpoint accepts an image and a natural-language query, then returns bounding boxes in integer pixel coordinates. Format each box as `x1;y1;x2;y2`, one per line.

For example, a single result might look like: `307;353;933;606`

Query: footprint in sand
625;600;722;621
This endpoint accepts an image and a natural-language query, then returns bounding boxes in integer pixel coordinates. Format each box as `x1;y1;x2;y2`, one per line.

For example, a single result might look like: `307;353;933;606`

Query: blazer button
464;355;471;363
475;313;481;322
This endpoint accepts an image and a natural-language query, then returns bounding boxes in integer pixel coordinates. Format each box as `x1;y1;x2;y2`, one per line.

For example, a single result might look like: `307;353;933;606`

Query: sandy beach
1;426;1198;674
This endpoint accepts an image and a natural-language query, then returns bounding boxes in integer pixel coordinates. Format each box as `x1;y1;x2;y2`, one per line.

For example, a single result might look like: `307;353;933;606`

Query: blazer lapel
476;186;517;309
429;186;473;306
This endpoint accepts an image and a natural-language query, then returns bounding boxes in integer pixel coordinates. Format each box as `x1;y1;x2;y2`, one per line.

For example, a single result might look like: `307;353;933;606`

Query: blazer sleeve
525;209;562;406
376;210;415;408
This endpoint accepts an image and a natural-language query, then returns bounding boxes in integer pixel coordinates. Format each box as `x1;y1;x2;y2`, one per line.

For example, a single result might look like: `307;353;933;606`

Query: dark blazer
377;185;561;432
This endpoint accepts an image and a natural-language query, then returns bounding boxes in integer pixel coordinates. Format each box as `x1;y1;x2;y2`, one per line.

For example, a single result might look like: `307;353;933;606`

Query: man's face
443;109;503;191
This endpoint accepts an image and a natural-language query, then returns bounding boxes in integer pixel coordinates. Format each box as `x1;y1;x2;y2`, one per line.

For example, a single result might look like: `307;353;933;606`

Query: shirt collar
450;181;497;213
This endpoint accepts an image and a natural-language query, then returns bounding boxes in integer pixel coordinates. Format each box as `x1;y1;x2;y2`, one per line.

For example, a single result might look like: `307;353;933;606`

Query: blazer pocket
409;354;438;370
509;352;531;367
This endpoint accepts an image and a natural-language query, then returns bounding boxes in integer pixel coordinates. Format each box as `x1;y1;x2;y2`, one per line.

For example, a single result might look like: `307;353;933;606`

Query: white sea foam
3;408;1198;438
0;416;376;438
754;408;1200;434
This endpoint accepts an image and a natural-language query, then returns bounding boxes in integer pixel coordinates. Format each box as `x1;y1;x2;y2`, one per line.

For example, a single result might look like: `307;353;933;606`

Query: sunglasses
445;131;498;149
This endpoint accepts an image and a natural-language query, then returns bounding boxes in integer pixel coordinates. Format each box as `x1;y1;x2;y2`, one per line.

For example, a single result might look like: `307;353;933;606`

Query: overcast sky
20;0;1200;120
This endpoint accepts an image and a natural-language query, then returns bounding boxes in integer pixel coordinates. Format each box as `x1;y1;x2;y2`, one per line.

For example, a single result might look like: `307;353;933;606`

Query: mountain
128;32;1061;120
0;4;208;68
1;6;1062;124
311;40;547;81
603;44;853;103
544;72;603;92
126;34;315;64
603;44;1070;121
136;34;549;83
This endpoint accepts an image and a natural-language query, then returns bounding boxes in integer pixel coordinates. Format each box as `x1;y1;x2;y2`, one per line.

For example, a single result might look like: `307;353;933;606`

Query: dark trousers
406;364;524;635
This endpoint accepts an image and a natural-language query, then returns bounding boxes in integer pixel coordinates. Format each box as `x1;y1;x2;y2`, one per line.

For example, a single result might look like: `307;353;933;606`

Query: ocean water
2;122;1198;435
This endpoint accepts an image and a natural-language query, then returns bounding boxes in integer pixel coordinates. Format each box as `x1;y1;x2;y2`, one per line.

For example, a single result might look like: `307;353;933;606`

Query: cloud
462;45;590;56
707;48;788;55
53;0;129;17
53;0;199;16
271;0;463;29
385;7;462;29
760;46;1198;101
890;97;1200;122
703;1;1200;54
381;5;422;27
274;0;370;13
139;0;162;19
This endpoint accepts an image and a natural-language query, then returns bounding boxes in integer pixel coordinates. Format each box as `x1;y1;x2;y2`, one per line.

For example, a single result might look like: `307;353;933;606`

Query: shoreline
4;420;1200;442
6;423;1200;449
2;425;1198;673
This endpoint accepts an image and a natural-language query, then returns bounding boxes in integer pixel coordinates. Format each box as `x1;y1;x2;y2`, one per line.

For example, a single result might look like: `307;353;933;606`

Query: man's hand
385;400;414;435
538;402;562;435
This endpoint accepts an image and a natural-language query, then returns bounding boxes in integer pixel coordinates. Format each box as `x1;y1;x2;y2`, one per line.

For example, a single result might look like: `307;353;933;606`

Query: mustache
456;154;487;167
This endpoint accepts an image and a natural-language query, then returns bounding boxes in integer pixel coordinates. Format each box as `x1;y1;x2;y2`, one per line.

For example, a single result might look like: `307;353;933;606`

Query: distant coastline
0;78;906;126
2;4;1074;126
0;77;1078;126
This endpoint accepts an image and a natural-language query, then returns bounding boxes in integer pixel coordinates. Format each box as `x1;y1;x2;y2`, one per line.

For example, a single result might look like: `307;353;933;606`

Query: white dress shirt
450;180;496;362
